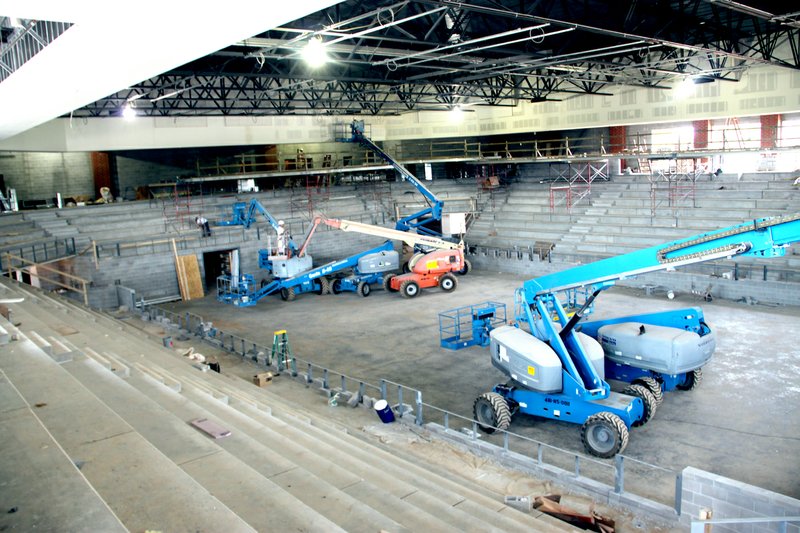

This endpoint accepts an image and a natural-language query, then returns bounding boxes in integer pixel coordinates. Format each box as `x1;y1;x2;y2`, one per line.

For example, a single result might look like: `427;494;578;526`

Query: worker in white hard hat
276;220;287;255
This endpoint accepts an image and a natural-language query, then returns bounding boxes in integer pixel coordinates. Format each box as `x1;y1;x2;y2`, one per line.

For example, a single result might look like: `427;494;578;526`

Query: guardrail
144;302;682;516
0;237;77;271
691;516;800;532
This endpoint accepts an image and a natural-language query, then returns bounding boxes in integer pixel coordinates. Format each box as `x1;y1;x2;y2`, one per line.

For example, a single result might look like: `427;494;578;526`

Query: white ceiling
0;1;341;141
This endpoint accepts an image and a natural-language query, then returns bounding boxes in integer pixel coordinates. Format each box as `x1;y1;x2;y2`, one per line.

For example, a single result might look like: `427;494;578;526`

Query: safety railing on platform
4;252;90;305
143;301;683;515
0;237;77;271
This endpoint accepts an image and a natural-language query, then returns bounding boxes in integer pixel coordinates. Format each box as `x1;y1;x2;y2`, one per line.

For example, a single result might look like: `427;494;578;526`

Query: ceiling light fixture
302;37;328;68
121;103;136;120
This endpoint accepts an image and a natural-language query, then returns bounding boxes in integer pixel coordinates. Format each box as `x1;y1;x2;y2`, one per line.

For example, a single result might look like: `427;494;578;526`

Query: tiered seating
0;278;572;532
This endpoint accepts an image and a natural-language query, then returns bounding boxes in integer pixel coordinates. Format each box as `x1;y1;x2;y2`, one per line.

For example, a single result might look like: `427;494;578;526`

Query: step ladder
270;329;293;371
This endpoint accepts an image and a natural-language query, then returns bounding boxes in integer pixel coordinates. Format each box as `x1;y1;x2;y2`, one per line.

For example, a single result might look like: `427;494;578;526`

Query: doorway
202;248;238;289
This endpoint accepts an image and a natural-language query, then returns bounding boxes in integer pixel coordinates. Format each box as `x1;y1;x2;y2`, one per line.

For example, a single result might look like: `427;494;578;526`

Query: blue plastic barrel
374;399;395;423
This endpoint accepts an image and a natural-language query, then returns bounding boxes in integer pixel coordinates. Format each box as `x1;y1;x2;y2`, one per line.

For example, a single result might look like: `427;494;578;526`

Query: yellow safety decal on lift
426;260;439;269
527;366;536;376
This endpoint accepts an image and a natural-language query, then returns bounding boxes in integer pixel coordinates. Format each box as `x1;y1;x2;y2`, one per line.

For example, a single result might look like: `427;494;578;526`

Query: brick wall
0;152;94;204
680;467;800;531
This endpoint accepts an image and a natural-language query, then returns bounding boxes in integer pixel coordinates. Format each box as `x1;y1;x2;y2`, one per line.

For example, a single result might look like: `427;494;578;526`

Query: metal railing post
415;391;423;425
675;472;683;515
380;380;387;400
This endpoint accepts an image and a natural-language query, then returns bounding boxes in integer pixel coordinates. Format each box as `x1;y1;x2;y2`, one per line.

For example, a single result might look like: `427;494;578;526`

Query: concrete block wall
467;252;800;307
116;155;190;196
0;152;94;203
680;467;800;532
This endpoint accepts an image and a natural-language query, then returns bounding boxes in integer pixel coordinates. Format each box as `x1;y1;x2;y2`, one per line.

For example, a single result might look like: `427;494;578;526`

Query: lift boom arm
524;214;800;300
516;213;800;401
321;217;461;251
349;121;444;235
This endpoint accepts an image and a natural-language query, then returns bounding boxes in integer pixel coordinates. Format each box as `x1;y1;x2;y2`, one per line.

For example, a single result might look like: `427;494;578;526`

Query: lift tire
280;287;296;302
676;368;703;391
634;376;664;406
331;279;342;295
402;262;411;274
357;281;371;297
383;274;398;292
316;276;331;295
473;392;511;434
457;258;472;276
439;273;458;292
622;384;657;427
400;280;420;298
260;277;274;289
581;412;629;458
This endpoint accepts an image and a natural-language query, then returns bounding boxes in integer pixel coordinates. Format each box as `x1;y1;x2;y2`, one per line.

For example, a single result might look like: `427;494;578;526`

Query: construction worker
276;220;287;255
195;215;211;237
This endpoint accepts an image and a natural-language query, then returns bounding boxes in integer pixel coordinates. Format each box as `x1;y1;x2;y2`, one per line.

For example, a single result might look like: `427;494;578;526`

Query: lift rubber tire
400;280;420;298
331;279;342;295
260;276;274;289
581;412;629;458
383;274;398;292
316;276;330;295
439;273;458;292
280;287;296;302
676;368;703;391
357;281;371;297
402;262;411;274
457;258;472;276
634;376;664;406
473;392;511;434
622;383;657;427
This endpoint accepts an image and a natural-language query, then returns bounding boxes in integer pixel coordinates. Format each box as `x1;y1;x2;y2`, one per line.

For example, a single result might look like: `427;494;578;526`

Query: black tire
402;262;411;274
622;384;657;427
676;368;703;391
581;412;629;458
316;276;330;295
331;279;342;295
400;280;419;298
473;392;511;434
383;274;398;292
280;287;296;301
457;258;472;276
260;275;275;289
439;273;457;292
634;376;664;406
357;281;371;297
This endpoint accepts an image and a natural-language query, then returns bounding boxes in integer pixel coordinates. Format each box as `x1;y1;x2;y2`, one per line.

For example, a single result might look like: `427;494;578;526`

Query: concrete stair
0;279;574;533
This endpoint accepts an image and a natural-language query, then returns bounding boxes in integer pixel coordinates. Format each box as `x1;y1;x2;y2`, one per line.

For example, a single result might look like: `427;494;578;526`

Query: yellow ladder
271;330;292;371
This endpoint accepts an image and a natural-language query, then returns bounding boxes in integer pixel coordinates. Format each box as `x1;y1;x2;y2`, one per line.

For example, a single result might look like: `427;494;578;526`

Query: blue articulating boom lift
474;214;800;458
346;120;445;237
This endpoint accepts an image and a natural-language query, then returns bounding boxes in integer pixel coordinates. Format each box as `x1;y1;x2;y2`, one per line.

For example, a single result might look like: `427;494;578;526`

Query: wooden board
178;254;204;300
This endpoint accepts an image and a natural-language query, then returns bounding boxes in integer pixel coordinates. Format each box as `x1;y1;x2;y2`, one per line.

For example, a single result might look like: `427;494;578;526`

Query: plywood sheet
178;254;204;300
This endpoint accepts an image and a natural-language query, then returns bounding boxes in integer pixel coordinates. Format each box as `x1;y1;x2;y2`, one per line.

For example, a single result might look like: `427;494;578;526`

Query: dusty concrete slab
162;271;800;502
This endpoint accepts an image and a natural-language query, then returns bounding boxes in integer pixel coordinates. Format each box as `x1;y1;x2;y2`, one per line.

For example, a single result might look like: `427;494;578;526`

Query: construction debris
533;495;615;533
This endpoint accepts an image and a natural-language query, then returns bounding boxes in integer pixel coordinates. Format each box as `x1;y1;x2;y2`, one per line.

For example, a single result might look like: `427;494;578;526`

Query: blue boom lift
472;214;800;457
345;120;445;237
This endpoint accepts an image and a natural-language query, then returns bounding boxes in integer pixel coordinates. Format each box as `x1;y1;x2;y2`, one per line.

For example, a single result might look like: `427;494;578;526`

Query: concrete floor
165;270;800;503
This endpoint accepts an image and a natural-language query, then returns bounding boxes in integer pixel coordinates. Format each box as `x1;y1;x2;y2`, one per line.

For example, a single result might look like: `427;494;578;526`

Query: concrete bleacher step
60;356;345;533
7;293;512;532
0;371;127;533
0;332;254;533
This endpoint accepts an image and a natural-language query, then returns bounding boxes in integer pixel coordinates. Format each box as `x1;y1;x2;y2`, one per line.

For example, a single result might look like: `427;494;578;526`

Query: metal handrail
690;516;800;532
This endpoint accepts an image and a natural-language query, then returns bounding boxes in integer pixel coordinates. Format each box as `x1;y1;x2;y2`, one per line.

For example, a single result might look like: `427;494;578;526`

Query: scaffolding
548;160;607;214
647;157;703;217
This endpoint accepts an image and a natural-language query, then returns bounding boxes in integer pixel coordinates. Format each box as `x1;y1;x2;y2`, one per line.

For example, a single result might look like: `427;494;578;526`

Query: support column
693;120;710;149
609;125;627;171
760;114;781;149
